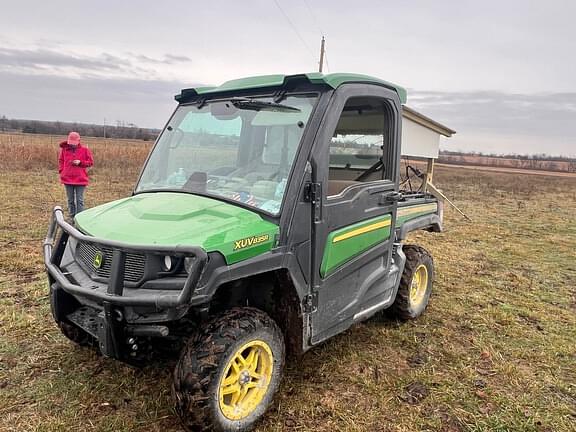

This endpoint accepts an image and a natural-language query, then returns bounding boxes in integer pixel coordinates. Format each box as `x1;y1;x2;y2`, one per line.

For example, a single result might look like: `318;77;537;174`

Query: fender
396;214;442;241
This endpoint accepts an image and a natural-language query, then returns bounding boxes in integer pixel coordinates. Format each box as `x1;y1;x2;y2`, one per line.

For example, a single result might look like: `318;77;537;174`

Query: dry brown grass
1;133;575;432
0;132;151;171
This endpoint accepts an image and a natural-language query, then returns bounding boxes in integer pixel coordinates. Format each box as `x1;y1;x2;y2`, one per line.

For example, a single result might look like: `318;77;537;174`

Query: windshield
136;94;317;214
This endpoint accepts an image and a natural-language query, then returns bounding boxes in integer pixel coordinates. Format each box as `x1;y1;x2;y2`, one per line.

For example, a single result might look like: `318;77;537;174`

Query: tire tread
390;245;434;320
173;307;283;432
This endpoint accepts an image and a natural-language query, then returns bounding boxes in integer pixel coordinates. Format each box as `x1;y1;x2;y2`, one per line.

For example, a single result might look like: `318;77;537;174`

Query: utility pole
318;36;325;73
103;117;107;139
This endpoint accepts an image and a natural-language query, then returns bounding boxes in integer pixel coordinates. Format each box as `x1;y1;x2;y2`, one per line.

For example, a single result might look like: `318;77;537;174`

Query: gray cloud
133;53;192;65
164;54;192;63
0;70;202;127
409;90;576;154
0;47;131;72
0;47;193;81
408;91;576;156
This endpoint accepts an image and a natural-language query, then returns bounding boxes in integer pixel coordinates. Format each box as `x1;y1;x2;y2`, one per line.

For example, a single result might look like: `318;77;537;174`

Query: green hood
75;192;279;264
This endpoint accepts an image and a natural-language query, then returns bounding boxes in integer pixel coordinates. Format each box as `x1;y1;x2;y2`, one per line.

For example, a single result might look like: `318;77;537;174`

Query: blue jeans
65;185;86;217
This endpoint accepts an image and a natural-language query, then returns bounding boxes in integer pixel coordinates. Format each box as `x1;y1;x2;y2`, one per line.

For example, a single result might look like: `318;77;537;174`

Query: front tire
50;286;94;347
173;307;285;432
390;245;434;320
57;321;94;346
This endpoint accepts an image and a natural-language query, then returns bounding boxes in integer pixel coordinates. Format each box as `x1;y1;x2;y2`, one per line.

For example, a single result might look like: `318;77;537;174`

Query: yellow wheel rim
218;340;273;421
409;264;429;306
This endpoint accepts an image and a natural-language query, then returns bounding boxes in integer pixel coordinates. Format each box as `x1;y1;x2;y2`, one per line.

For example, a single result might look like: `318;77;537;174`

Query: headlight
162;255;173;271
184;257;195;274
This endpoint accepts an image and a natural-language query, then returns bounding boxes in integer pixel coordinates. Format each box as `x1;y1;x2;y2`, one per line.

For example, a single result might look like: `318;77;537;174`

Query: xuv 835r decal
233;234;271;251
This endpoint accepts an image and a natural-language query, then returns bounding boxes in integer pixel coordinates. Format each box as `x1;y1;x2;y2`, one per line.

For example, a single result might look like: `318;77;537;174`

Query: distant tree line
439;150;576;173
0;115;160;141
440;150;575;162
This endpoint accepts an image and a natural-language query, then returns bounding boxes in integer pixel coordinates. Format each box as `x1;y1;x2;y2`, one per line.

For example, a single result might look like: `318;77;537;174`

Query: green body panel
320;214;392;277
306;72;407;103
196;75;287;94
320;203;438;277
185;72;407;104
397;212;433;225
396;203;439;226
74;193;279;265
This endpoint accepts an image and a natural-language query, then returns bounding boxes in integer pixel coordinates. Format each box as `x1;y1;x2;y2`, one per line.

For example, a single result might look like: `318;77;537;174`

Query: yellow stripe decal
397;203;437;217
332;219;391;243
330;204;436;245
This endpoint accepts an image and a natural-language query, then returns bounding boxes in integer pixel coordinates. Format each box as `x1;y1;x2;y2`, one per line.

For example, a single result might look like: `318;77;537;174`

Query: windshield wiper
230;97;301;113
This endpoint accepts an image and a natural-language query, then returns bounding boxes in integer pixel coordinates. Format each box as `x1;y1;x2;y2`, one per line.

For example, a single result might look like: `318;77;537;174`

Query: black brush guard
43;206;208;359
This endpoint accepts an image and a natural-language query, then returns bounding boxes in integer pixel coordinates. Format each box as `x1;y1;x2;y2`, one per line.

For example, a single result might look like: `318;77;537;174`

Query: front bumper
44;206;207;359
44;206;207;309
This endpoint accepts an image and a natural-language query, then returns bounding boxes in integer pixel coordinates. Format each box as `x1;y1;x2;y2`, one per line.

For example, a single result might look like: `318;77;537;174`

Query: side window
327;97;392;197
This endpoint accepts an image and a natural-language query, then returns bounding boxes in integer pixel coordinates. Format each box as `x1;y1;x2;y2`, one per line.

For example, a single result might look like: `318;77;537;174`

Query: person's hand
72;160;81;166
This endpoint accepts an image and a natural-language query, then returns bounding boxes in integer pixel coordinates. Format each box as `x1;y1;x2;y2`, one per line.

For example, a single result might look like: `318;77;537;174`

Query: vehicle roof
176;72;407;104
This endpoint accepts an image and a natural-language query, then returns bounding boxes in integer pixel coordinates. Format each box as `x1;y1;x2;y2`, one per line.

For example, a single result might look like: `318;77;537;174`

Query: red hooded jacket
58;141;94;185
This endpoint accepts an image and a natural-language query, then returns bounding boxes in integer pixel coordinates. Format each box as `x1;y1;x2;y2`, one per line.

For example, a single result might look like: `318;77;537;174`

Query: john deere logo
93;252;103;269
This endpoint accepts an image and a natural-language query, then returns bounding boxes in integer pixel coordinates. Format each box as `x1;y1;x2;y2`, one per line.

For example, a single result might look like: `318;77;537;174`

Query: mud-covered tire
173;307;285;432
57;321;94;347
390;245;434;320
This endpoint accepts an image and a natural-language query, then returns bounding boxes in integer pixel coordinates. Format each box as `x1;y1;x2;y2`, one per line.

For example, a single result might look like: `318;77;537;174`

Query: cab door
309;84;402;344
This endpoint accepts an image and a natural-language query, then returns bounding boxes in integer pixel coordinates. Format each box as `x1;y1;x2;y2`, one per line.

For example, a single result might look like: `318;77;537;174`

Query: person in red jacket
58;131;94;218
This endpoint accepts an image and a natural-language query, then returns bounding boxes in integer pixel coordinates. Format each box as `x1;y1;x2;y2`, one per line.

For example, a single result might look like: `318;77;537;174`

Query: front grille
76;242;146;282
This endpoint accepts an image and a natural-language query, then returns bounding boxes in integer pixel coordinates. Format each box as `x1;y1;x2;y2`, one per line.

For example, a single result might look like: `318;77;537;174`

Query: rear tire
390;245;434;320
173;307;285;432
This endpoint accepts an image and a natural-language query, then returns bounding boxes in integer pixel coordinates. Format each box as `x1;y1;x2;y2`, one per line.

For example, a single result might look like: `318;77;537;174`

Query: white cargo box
401;106;455;159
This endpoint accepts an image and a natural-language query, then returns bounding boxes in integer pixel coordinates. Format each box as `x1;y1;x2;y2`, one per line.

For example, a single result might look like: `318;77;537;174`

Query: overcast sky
1;0;575;156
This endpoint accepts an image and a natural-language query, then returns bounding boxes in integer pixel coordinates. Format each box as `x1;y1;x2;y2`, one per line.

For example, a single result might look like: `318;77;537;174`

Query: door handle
380;191;403;204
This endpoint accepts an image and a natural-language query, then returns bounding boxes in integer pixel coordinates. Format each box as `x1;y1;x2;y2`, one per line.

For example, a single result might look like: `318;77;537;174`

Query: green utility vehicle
44;73;443;431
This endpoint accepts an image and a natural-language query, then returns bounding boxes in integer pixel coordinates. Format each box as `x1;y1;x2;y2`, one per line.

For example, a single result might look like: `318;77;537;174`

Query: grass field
0;133;575;432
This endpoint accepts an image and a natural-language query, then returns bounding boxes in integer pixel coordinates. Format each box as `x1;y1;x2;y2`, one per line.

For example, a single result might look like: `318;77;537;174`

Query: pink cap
67;131;80;146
